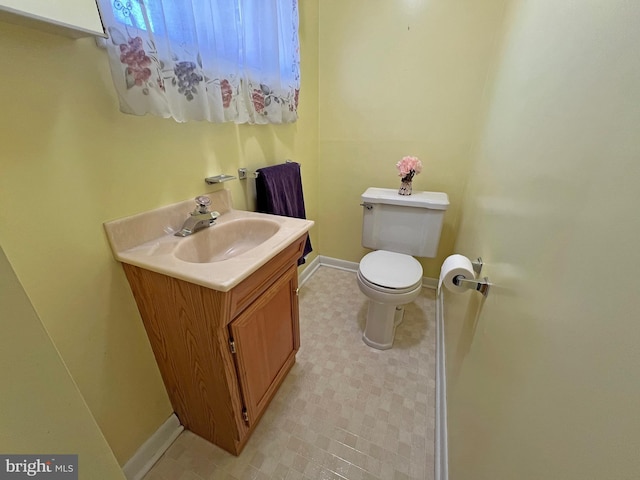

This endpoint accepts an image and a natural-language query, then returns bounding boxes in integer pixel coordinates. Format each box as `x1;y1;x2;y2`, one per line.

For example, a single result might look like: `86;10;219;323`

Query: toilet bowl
357;250;423;349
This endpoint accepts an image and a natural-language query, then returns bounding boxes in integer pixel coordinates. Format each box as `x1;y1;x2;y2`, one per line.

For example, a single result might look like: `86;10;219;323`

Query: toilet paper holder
471;257;483;275
452;275;491;297
454;258;491;297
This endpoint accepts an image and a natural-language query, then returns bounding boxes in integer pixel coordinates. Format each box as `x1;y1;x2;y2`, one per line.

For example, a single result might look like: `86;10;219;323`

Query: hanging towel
256;161;312;265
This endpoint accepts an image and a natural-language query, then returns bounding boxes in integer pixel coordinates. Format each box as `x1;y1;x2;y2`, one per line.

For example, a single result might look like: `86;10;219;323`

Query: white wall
444;1;640;478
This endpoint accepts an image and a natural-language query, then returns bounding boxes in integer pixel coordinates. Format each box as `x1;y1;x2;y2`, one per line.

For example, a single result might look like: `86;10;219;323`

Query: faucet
175;196;220;237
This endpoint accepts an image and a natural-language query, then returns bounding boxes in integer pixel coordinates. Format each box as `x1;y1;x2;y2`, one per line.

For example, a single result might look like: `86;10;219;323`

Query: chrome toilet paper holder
454;258;491;297
472;257;483;275
452;275;491;297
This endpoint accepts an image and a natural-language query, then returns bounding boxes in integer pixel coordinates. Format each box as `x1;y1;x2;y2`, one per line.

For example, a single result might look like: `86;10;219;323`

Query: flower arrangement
396;155;422;195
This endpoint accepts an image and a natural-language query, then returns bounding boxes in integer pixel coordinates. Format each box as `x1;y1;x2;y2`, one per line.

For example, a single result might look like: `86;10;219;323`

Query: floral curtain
97;0;300;124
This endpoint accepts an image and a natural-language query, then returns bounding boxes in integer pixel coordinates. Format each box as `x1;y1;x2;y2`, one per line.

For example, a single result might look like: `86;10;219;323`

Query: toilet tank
361;187;449;257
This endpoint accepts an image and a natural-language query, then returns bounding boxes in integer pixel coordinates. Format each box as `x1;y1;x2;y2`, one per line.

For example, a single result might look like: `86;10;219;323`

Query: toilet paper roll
439;254;475;293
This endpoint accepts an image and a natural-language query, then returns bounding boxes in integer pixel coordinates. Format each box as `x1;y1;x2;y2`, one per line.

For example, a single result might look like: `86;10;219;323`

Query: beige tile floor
144;266;436;480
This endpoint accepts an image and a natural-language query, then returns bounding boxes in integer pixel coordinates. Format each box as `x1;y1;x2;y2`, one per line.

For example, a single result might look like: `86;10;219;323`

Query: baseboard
422;277;438;290
317;255;438;289
318;255;358;272
435;288;448;480
122;413;183;480
298;255;321;287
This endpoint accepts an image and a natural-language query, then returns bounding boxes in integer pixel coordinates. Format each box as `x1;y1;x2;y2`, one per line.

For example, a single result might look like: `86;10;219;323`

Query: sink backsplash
105;189;233;253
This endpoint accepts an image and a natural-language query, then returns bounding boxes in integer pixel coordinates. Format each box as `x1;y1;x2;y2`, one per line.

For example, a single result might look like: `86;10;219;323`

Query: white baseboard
298;255;321;288
318;255;358;272
423;277;438;290
435;288;448;480
122;414;183;480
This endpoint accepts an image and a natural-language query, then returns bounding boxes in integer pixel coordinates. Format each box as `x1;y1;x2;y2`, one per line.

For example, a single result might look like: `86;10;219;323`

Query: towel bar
253;159;297;178
204;174;236;184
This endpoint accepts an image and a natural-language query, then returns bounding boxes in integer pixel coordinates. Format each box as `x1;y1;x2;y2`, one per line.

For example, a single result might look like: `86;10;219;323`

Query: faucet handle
194;196;212;213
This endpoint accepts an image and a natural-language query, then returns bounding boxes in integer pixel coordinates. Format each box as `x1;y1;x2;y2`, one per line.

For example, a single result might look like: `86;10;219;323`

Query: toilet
357;187;449;349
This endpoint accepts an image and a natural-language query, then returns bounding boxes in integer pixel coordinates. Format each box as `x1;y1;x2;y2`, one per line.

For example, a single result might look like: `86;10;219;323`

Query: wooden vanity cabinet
122;234;307;455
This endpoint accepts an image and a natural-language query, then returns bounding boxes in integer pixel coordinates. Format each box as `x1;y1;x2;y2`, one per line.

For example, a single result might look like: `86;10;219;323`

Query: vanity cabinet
122;234;307;455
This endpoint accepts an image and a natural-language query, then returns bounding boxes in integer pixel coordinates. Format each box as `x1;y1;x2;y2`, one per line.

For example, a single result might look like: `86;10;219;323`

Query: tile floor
144;266;436;480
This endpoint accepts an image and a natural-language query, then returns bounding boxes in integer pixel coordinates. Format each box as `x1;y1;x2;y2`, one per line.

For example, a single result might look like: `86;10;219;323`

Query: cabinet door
229;265;299;425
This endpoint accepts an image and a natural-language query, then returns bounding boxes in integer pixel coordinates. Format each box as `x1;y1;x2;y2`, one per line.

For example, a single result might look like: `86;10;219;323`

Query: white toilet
357;187;449;349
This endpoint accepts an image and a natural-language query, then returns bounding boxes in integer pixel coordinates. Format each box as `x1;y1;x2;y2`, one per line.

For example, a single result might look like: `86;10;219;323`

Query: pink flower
396;156;423;177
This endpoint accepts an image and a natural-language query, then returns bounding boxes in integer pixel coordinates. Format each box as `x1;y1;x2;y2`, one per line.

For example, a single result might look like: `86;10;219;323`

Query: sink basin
174;218;281;263
104;189;313;292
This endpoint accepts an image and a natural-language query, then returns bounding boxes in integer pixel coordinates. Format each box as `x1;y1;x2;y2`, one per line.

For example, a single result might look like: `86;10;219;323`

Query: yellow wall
0;246;125;479
0;0;318;464
445;1;640;478
317;0;508;277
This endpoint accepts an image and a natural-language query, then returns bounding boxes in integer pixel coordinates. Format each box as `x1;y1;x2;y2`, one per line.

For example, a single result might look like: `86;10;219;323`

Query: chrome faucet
175;196;220;237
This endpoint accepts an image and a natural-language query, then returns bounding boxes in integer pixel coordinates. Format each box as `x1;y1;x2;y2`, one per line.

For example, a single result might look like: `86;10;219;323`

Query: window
98;0;300;124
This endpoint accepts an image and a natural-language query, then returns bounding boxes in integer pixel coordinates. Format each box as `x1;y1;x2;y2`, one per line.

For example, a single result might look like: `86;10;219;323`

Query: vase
399;179;413;195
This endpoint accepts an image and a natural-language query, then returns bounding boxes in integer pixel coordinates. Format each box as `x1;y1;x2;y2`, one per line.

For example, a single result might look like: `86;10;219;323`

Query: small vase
399;179;413;195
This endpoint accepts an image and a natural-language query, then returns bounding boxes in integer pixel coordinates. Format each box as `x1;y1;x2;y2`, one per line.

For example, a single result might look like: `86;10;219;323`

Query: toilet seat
358;250;423;293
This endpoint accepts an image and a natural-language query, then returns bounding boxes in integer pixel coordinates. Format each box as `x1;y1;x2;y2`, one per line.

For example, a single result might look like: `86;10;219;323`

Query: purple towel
256;162;312;265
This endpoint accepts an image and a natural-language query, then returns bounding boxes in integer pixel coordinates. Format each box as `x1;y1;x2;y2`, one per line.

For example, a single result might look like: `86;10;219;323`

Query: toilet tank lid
361;187;449;210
